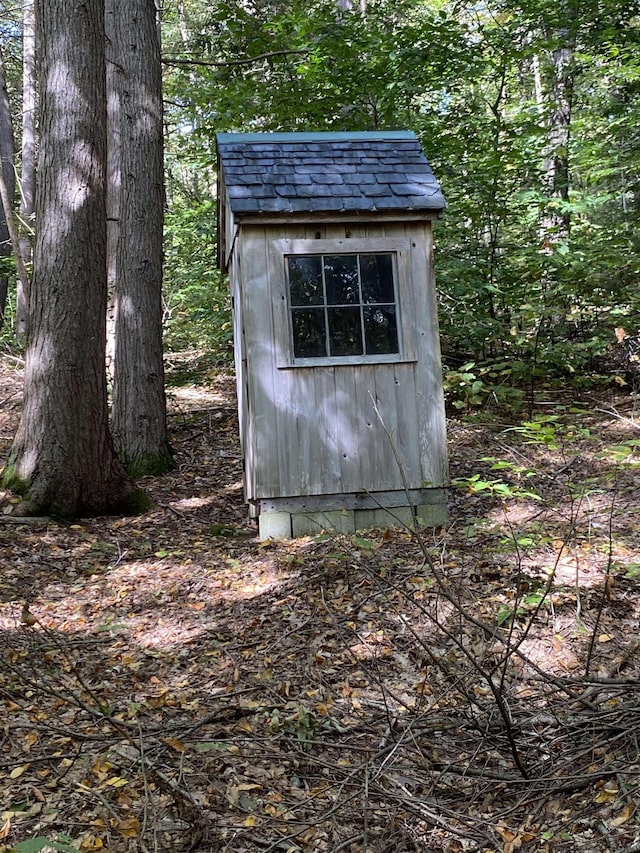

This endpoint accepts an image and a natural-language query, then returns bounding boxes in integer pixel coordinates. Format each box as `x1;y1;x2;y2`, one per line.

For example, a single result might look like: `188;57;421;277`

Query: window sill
277;354;418;369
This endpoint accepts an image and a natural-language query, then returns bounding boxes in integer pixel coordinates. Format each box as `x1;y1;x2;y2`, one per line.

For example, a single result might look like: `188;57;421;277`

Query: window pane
288;256;323;305
363;305;398;354
360;254;395;304
292;308;326;357
324;255;359;305
328;307;363;356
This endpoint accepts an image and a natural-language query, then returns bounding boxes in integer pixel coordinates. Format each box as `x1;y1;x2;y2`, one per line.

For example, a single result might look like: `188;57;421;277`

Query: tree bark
4;0;143;518
17;0;35;341
105;0;121;373
0;41;15;331
110;0;172;476
540;17;576;242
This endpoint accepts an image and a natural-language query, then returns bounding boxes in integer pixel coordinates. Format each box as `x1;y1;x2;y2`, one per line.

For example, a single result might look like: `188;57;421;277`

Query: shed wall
233;221;448;507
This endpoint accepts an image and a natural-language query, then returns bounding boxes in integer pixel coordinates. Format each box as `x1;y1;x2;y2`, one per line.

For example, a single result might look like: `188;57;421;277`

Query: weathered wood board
218;132;449;539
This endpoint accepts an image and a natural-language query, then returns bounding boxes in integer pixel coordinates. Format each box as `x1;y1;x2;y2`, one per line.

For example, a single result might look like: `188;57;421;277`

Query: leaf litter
0;354;639;852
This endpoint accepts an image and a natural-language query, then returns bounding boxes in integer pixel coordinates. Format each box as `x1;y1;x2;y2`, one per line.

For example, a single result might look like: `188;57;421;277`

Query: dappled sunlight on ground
1;360;640;851
23;551;293;651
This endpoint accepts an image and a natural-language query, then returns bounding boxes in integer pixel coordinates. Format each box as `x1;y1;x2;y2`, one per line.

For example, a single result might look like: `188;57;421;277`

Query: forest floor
1;352;640;853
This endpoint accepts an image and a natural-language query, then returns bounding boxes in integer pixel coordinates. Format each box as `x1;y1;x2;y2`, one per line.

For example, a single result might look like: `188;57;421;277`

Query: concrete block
354;505;415;531
259;512;292;540
416;502;448;528
292;510;355;537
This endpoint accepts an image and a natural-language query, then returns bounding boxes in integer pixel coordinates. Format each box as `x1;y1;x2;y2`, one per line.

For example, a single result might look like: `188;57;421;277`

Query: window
287;253;399;359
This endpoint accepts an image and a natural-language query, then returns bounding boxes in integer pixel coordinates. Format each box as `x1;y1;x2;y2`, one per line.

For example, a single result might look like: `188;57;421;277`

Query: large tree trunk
110;0;172;477
3;0;143;518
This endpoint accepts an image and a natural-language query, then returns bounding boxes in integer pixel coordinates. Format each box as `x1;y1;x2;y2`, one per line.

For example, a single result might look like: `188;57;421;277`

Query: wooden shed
216;131;449;539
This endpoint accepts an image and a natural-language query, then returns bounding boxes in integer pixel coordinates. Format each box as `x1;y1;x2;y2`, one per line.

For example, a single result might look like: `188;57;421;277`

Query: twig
138;720;158;853
163;49;308;69
21;614;115;715
0;153;31;306
585;490;617;677
594;407;640;430
330;835;365;853
76;781;122;821
0;515;52;524
264;617;312;652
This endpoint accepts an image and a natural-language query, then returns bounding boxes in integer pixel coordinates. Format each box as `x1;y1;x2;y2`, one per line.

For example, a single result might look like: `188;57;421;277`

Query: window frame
271;238;417;369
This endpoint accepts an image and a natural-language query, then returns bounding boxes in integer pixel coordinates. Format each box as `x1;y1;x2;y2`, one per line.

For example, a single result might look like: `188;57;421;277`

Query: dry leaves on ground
0;353;639;853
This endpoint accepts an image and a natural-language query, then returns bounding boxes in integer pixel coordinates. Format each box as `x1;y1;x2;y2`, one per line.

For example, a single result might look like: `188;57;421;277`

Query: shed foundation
257;492;447;540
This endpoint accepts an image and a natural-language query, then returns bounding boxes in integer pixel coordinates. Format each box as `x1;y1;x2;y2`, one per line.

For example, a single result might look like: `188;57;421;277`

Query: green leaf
195;741;231;753
12;838;78;853
353;536;375;550
497;605;513;626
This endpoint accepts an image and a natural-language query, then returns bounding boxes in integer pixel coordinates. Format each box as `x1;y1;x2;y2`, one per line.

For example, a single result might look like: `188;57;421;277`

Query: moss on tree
124;450;174;480
2;464;29;496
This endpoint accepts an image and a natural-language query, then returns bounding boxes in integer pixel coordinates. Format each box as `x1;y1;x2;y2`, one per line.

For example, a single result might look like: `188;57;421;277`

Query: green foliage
124;450;175;479
161;0;640;380
11;836;78;853
163;201;233;362
2;463;28;496
451;473;541;501
118;488;154;515
622;562;640;578
443;362;488;410
506;415;591;449
497;589;548;627
599;439;640;466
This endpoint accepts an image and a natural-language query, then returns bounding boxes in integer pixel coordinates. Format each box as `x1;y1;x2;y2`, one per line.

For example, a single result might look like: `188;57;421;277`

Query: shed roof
216;131;446;217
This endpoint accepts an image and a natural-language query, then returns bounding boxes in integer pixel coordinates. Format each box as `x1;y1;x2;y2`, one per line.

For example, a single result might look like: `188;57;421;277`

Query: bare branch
163;48;309;69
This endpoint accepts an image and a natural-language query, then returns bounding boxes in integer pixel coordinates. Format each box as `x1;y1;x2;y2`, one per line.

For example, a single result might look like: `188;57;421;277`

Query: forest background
0;0;638;400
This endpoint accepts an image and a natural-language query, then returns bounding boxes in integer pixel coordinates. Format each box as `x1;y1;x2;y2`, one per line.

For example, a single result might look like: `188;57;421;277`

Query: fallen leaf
9;765;28;779
0;818;10;841
163;737;185;753
105;776;128;788
80;835;104;850
594;784;618;804
117;817;141;838
24;732;39;751
610;804;634;826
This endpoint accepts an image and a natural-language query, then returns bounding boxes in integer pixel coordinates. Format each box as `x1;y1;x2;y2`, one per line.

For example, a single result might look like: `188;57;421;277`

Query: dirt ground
0;352;639;853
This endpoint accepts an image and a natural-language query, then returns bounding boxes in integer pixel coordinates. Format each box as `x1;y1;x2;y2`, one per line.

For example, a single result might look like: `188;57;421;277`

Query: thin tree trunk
0;41;15;331
17;0;35;341
540;23;575;242
4;0;142;518
110;0;172;476
105;0;120;373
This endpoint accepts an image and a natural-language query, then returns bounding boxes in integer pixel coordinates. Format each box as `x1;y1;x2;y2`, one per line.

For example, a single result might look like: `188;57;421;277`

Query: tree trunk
3;0;144;518
17;0;35;341
110;0;172;477
540;22;576;242
0;41;15;331
105;0;121;373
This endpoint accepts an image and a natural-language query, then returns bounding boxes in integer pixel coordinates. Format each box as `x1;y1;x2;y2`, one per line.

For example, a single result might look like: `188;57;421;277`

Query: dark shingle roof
216;131;445;217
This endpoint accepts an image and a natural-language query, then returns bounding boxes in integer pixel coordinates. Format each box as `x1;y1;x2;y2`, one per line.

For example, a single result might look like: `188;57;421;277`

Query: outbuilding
216;131;448;539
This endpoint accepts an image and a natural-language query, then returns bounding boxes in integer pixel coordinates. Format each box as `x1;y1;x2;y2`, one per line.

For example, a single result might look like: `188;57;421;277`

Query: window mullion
356;254;366;355
321;255;330;357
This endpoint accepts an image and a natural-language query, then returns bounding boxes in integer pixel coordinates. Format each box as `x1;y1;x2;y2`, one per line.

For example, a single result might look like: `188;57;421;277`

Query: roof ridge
217;131;417;144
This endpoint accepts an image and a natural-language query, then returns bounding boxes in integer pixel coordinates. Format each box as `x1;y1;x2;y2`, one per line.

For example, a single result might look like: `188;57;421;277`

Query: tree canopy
159;0;640;407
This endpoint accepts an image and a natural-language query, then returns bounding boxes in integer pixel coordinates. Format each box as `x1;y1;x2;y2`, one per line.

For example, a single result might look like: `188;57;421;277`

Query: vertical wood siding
235;221;448;502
